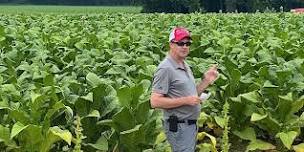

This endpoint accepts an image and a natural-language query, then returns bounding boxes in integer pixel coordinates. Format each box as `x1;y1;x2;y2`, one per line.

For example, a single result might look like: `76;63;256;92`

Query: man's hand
183;96;201;106
203;64;219;85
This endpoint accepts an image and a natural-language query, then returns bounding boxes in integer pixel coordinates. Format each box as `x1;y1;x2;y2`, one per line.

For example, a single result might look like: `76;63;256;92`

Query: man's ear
169;42;174;49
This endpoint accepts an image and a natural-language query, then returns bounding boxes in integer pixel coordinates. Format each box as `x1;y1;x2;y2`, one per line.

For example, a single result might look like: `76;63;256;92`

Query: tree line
0;0;137;5
1;0;304;13
142;0;304;13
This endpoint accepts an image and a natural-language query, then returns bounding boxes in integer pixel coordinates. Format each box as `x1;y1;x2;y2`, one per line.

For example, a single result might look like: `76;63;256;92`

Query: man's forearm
196;79;210;95
151;95;186;109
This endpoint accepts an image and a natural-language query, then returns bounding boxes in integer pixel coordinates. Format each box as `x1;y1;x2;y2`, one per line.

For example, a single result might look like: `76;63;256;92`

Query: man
150;27;218;152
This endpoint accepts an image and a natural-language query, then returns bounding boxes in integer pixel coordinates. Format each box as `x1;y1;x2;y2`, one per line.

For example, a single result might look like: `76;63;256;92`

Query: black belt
178;119;197;125
167;119;197;125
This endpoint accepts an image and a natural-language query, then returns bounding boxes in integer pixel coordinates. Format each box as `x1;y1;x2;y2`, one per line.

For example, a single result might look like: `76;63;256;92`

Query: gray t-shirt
152;55;200;120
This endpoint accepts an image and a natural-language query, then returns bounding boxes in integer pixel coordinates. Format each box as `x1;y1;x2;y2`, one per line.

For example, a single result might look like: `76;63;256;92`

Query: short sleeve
152;68;171;95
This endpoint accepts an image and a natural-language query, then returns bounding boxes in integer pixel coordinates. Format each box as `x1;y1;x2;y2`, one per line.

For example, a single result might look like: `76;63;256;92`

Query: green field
1;11;304;152
0;5;142;14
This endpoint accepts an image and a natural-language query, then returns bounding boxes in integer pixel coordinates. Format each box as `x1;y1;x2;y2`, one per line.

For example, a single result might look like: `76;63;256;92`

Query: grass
0;5;142;14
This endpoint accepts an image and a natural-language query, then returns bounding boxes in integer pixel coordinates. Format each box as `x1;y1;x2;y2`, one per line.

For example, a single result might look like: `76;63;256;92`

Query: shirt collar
167;55;186;70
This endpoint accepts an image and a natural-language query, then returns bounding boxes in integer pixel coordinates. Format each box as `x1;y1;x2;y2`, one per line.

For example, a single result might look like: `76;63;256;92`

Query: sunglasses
172;41;192;47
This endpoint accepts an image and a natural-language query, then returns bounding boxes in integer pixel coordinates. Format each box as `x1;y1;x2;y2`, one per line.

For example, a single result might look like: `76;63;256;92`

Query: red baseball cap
169;27;191;42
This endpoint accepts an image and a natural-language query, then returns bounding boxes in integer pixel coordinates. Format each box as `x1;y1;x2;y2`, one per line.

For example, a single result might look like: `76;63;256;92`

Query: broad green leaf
300;113;304;127
276;69;292;85
293;143;304;152
43;102;66;129
111;51;132;65
240;62;254;74
75;97;91;117
86;110;100;118
86;72;103;87
92;84;118;117
233;127;256;141
0;66;7;73
262;116;281;135
198;112;209;127
0;100;10;110
132;83;145;103
197;132;217;151
80;92;93;102
117;86;132;108
0;75;3;84
49;127;72;145
50;65;60;73
240;91;260;103
136;56;154;67
251;113;267;122
97;119;114;127
9;110;30;124
32;71;43;80
31;92;42;103
246;139;275;152
31;93;48;113
258;66;269;79
204;47;216;54
196;143;215;152
218;37;230;48
112;107;135;132
291;96;304;113
117;82;144;108
256;49;273;63
135;101;150;124
68;81;82;93
276;94;294;122
18;125;43;151
10;122;29;139
87;135;108;151
120;124;142;135
64;106;74;120
1;84;20;97
263;80;278;88
62;50;76;63
279;92;293;102
40;126;72;152
230;69;241;87
154;132;166;144
138;65;157;80
120;124;144;152
0;125;10;143
105;66;125;75
74;41;85;50
243;104;257;117
214;116;225;128
43;74;55;86
230;96;241;103
223;56;238;72
276;131;298;150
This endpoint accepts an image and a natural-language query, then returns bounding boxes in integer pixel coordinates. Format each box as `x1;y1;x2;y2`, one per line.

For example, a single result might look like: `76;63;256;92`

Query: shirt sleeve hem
152;89;167;95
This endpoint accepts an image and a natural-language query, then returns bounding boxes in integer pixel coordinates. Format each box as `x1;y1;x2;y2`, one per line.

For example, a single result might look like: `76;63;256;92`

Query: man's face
170;38;191;59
